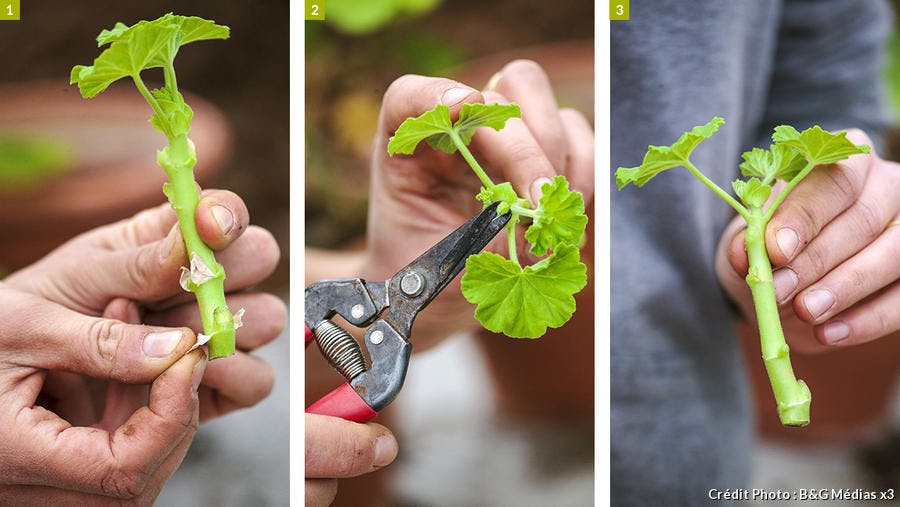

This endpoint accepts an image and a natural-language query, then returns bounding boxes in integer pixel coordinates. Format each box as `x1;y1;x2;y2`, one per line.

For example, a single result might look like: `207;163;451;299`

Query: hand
0;191;284;503
366;60;594;345
305;413;398;506
5;190;286;421
0;279;206;504
717;129;900;352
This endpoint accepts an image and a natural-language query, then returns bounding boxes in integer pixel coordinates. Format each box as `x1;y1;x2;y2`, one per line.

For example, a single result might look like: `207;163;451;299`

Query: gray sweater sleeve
757;0;892;151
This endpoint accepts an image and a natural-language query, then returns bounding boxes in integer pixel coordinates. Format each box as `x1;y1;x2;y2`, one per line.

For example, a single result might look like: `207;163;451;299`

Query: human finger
146;292;286;351
559;107;595;202
0;428;195;506
814;283;900;346
197;351;274;421
2;290;194;384
379;74;484;139
145;226;281;311
193;190;251;251
96;299;150;432
472;90;558;205
770;162;899;305
305;413;398;479
765;130;874;267
306;479;339;507
0;388;198;505
131;405;198;502
76;189;249;251
6;192;252;312
489;60;568;173
12;351;204;497
793;222;900;323
81;191;253;303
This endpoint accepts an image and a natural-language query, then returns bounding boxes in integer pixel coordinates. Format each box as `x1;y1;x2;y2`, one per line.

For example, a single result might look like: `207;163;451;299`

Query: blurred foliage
0;133;72;191
396;33;466;76
327;0;442;35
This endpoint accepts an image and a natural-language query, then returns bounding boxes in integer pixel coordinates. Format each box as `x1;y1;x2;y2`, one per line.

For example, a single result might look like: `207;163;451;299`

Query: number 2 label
306;0;325;20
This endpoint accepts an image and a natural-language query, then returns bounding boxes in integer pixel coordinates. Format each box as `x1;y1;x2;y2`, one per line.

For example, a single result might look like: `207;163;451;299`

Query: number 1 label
2;0;19;20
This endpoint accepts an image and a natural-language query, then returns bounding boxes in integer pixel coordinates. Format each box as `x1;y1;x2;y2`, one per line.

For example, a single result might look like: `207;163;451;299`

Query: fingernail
773;268;799;303
191;354;207;392
776;228;800;260
485;71;502;91
803;289;835;320
441;87;475;106
373;435;398;467
530;177;552;205
211;205;235;235
822;321;850;344
142;330;183;358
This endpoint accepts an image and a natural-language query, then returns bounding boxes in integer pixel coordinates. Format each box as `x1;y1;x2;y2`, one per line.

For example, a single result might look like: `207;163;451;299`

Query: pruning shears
305;202;510;422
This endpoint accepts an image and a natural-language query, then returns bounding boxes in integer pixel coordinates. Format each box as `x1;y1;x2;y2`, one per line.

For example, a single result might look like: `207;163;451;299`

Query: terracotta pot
0;80;231;272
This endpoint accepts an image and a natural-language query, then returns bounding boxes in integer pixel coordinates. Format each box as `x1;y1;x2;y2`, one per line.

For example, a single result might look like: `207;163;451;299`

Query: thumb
7;291;195;383
305;413;398;479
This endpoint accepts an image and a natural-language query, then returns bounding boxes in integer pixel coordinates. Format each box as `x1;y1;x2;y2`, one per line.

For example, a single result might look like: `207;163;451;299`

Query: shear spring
314;320;368;380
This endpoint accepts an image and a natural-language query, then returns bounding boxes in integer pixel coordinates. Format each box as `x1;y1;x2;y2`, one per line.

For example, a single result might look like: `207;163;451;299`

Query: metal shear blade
382;201;510;338
305;201;510;415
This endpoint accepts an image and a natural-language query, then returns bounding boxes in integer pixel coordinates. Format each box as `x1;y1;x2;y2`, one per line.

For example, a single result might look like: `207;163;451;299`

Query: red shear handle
305;324;377;422
306;382;377;423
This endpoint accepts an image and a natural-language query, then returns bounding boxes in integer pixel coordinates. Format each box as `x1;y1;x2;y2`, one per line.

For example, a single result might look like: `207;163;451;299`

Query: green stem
134;71;235;359
158;136;235;359
683;160;750;220
131;74;171;137
763;160;816;222
163;61;179;95
506;222;520;267
450;131;494;189
509;203;537;218
745;209;810;426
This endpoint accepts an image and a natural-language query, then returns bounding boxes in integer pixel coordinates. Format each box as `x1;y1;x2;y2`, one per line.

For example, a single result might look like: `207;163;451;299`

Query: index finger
489;60;568;173
765;133;873;266
378;74;484;145
12;351;204;498
7;190;252;307
78;189;250;252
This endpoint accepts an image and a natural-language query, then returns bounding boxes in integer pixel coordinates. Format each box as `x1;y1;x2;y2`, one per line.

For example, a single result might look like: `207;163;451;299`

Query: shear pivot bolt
370;330;384;345
400;272;424;297
350;304;364;319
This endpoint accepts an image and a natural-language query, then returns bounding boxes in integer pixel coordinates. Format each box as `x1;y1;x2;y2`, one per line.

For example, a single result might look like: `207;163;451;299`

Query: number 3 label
2;0;20;20
610;0;629;21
